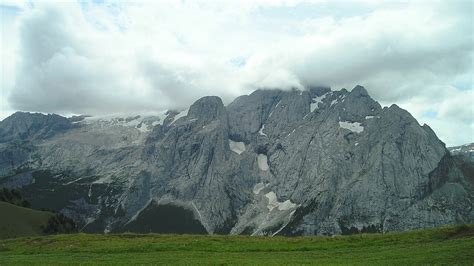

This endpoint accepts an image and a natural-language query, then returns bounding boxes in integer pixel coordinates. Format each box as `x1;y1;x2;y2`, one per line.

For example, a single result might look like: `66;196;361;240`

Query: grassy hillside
0;224;473;265
0;201;53;239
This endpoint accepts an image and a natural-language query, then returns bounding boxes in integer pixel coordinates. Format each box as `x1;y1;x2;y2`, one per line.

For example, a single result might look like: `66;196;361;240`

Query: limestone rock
0;86;472;236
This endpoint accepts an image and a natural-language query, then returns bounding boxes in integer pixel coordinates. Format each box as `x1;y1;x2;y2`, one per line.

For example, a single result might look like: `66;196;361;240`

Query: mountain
0;86;473;236
448;143;474;162
0;112;72;143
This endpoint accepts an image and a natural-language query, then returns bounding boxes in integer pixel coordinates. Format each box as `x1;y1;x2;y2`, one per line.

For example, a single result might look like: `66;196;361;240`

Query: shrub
0;188;31;207
42;213;77;234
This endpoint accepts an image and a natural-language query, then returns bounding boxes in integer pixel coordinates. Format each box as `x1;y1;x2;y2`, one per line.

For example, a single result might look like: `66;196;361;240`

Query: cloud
1;0;472;146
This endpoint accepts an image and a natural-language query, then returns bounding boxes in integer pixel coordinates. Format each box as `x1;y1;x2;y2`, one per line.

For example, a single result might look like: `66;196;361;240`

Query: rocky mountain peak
350;85;369;97
188;96;225;122
0;86;472;237
0;111;71;143
385;104;416;120
308;86;331;97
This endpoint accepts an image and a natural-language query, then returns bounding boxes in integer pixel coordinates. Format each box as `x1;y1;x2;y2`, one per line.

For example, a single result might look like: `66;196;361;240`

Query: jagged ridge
0;86;472;236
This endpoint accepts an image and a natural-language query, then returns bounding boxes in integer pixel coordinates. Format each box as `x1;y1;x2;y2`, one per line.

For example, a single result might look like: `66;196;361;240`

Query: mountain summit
1;86;472;236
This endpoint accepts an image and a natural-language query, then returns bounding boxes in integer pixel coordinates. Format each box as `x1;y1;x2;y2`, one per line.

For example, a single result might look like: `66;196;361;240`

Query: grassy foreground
0;224;473;265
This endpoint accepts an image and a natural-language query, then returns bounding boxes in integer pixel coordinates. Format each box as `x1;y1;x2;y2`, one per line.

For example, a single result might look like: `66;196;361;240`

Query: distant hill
0;201;53;239
0;188;77;239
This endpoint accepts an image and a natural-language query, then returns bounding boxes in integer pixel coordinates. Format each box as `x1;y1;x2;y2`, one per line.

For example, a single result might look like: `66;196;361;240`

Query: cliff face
1;86;472;235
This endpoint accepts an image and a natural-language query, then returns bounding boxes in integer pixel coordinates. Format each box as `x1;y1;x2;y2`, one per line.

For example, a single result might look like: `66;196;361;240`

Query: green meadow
0;224;473;265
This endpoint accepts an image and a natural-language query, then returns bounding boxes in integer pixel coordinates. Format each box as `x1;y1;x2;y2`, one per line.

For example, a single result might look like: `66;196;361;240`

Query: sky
0;0;472;146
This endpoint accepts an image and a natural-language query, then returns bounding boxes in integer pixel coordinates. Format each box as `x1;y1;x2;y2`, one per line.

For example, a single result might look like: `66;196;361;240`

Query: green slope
0;224;473;264
0;201;54;239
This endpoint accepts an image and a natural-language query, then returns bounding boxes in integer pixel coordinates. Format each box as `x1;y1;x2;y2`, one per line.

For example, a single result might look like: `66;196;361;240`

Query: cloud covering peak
0;0;472;146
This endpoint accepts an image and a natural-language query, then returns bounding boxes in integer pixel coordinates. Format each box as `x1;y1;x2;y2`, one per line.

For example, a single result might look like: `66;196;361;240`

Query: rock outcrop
1;86;472;236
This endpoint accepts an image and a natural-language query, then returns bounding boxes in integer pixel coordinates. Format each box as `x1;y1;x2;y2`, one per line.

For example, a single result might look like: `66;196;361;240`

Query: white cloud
0;0;472;146
0;0;29;9
399;87;473;146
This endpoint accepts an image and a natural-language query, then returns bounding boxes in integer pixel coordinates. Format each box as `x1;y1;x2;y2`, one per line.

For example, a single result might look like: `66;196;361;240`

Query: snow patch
104;226;111;234
339;121;364;133
268;100;281;118
265;192;279;211
64;176;88;185
93;176;112;184
229;140;246;154
127;199;153;224
82;112;168;132
257;154;269;171
365;116;374;119
258;125;267;136
268;111;274;118
278;200;297;211
82;217;96;230
264;191;297;211
310;93;327;112
287;128;296;137
170;109;189;125
191;201;203;222
271;210;296;237
330;99;338;106
253;182;266;194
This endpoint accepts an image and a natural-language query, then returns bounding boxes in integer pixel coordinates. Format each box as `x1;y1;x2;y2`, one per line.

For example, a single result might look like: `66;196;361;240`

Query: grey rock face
0;112;72;143
0;86;472;236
